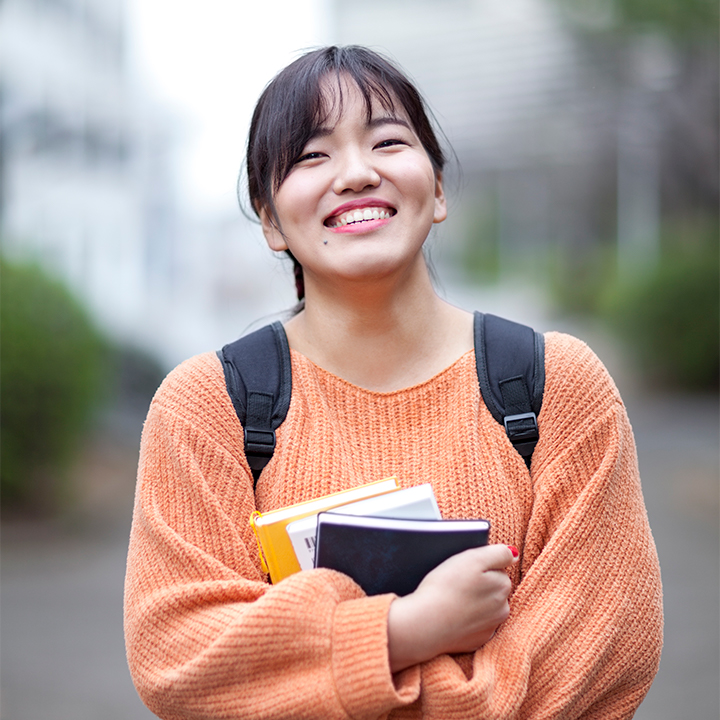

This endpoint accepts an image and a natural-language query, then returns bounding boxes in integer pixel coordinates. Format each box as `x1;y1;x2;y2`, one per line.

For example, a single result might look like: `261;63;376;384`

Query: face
260;78;447;288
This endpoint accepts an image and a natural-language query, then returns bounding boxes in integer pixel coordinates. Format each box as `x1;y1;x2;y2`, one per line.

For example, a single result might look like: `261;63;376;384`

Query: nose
332;147;381;194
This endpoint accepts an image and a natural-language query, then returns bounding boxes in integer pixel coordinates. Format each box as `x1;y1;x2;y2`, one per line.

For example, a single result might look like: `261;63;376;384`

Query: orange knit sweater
124;331;662;720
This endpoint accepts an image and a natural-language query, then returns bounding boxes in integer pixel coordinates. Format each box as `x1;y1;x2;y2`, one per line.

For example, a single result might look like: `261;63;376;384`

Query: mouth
324;205;397;229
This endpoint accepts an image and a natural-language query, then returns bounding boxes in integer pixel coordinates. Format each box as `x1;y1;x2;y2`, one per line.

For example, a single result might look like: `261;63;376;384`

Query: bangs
308;71;400;155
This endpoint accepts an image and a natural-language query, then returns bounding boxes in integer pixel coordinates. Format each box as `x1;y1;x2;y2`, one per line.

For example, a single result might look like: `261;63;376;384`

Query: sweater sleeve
123;353;420;720
416;333;663;719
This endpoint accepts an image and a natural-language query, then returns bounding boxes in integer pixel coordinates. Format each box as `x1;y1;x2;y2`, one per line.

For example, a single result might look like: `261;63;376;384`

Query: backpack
217;312;544;486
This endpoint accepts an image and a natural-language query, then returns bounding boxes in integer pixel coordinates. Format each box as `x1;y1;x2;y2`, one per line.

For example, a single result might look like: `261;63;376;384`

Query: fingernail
508;545;519;558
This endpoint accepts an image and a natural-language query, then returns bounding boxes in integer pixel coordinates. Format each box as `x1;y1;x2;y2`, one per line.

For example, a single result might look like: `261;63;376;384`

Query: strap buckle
503;412;539;457
244;428;276;461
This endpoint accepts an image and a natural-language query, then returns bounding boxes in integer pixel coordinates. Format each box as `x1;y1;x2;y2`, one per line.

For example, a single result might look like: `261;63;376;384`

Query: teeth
330;206;393;228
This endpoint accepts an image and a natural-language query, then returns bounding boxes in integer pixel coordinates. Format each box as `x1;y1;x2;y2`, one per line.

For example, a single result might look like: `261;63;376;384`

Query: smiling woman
124;46;663;720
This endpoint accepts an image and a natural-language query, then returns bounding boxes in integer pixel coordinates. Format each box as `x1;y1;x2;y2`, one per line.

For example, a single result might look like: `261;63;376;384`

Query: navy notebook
314;514;490;597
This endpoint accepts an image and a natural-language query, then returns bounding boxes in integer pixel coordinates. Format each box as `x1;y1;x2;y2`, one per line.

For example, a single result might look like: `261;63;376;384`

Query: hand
387;544;518;673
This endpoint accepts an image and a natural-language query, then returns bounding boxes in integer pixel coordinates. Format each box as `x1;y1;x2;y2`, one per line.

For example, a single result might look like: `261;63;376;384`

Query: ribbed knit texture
124;332;663;719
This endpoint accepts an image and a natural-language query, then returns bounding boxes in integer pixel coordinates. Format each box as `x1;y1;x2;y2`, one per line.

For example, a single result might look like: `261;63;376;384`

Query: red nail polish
508;545;519;558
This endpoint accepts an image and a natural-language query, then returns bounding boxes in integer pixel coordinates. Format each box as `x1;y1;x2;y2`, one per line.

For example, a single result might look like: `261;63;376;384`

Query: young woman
124;46;662;719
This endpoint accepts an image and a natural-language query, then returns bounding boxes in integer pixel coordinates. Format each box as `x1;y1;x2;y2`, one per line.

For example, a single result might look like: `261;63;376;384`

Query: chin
339;256;423;284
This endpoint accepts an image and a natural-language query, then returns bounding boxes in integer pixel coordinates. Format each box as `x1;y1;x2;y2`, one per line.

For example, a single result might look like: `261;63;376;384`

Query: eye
295;151;325;164
375;139;407;149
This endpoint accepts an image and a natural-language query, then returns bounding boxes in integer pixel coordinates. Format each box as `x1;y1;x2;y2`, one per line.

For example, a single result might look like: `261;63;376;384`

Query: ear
433;173;447;224
260;207;289;252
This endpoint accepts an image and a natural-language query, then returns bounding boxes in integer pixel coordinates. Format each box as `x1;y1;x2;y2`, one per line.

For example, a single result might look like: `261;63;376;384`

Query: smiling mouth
324;206;396;228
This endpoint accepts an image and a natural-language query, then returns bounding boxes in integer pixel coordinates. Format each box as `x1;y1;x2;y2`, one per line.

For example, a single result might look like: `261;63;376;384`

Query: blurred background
1;0;717;718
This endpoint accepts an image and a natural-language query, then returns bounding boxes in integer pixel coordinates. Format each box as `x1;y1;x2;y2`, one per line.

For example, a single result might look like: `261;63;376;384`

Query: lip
323;197;396;227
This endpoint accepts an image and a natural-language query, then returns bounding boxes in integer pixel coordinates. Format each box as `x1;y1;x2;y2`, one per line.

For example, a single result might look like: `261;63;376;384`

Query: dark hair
245;45;446;301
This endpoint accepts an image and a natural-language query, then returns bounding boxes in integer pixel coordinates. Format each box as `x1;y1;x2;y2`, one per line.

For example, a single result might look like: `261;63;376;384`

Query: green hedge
602;226;719;389
1;259;106;513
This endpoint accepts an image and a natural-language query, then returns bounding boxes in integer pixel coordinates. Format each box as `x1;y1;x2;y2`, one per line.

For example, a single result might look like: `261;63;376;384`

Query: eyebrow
368;116;412;131
311;115;412;139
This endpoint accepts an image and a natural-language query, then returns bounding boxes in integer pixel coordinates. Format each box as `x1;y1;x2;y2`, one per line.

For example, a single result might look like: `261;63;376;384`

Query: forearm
406;404;662;718
126;564;415;720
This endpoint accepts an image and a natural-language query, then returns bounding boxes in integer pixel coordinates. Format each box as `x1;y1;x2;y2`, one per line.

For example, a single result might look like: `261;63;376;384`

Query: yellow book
249;477;400;584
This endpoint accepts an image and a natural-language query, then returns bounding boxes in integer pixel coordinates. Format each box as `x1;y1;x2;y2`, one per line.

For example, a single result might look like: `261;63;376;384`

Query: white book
287;483;441;571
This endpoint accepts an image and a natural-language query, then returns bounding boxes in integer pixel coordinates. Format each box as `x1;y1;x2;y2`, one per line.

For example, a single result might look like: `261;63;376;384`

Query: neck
284;258;473;391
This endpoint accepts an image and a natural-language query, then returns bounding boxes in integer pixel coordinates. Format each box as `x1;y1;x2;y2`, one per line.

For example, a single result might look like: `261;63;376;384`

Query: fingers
456;543;520;572
414;543;518;594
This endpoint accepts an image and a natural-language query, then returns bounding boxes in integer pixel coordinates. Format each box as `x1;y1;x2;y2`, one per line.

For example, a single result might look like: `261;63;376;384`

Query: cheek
391;158;438;204
274;176;318;225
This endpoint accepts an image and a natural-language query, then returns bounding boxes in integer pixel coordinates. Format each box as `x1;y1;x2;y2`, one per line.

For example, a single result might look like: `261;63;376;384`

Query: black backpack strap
473;312;545;468
217;322;292;487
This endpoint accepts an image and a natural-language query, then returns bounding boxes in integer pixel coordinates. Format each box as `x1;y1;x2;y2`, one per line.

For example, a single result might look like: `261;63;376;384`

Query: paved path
2;329;718;719
1;524;157;720
625;391;719;719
